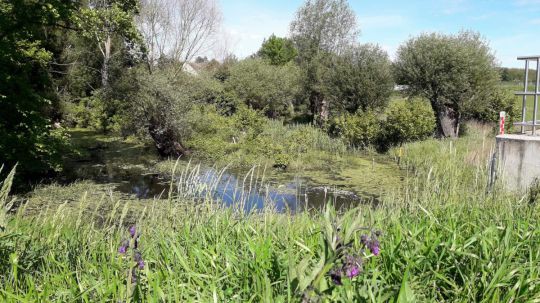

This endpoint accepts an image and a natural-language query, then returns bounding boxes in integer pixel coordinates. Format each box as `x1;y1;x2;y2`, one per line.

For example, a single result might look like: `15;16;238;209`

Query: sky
219;0;540;68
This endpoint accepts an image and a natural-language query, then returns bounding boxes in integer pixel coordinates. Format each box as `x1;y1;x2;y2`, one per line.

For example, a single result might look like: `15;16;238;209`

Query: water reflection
113;167;374;212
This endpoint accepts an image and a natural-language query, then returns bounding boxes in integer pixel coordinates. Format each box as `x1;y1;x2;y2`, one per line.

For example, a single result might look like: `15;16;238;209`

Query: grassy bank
1;125;539;302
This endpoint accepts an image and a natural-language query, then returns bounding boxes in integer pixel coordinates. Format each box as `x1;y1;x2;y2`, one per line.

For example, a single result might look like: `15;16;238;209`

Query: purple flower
134;251;144;269
369;240;380;256
129;226;136;238
344;255;362;278
118;239;129;254
345;265;360;278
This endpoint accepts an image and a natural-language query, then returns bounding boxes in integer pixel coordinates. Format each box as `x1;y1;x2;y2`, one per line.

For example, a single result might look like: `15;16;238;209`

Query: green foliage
76;0;140;44
383;99;436;146
291;0;359;57
226;59;301;118
499;67;535;83
463;87;517;127
328;99;436;149
329;111;381;148
116;66;225;140
290;0;359;124
329;44;394;113
183;104;347;169
258;34;298;65
231;106;266;139
0;0;76;181
394;31;499;137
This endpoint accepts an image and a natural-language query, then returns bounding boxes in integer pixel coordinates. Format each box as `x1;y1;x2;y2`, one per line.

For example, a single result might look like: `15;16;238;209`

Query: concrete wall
496;134;540;190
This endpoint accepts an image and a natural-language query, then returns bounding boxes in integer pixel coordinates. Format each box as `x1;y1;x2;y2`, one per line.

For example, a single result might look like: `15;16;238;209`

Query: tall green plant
0;0;75;181
0;166;16;233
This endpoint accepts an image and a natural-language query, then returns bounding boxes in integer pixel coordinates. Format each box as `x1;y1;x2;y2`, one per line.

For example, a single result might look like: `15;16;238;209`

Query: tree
128;0;222;157
77;0;140;87
137;0;222;73
394;31;499;138
226;59;301;118
0;0;76;182
114;66;223;157
328;44;394;113
290;0;359;124
257;34;297;66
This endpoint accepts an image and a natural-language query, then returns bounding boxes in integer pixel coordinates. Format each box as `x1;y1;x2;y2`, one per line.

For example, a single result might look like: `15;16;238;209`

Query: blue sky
220;0;540;67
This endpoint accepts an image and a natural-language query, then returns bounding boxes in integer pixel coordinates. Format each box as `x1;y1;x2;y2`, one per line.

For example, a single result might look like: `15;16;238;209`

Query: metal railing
515;55;540;134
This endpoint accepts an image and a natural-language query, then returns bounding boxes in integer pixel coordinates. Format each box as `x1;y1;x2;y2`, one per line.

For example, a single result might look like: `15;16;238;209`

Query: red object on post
499;111;506;135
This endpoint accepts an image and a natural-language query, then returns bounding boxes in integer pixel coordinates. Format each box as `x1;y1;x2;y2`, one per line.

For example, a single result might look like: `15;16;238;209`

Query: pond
63;129;399;212
112;167;372;212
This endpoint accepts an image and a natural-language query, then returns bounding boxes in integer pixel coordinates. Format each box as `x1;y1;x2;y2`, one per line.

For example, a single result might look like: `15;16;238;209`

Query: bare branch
137;0;222;72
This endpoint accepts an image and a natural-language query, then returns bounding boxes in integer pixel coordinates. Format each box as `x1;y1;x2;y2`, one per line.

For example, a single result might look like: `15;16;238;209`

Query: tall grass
1;127;540;301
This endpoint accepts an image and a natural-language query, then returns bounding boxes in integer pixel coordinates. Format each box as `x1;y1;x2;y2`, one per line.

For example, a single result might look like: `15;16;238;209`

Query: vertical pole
535;59;540;135
522;60;530;134
499;111;506;135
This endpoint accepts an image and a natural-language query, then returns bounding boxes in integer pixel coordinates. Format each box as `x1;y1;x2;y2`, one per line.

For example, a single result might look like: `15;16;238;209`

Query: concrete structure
495;55;540;191
496;134;540;190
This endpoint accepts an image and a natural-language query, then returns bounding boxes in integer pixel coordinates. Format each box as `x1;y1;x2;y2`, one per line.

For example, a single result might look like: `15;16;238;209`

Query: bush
463;87;517;129
226;59;300;118
328;111;381;148
383;99;436;147
231;106;266;139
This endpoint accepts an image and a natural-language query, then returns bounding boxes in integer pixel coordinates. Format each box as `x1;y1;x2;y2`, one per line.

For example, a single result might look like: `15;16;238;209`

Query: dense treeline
499;67;537;82
1;0;516;184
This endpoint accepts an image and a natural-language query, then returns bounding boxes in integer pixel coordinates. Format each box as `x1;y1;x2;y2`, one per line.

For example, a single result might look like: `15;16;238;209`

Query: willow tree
394;31;499;138
290;0;359;124
328;44;394;114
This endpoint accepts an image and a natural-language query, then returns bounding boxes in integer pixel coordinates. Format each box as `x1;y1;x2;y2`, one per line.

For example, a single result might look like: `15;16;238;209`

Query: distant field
501;81;539;124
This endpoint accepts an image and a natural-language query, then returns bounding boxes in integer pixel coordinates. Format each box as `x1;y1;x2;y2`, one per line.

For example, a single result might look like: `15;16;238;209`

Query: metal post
536;59;540;135
522;60;530;134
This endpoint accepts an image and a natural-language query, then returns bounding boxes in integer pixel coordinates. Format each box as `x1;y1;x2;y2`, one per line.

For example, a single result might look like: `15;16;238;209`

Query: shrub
231;106;266;139
463;87;517;129
226;59;300;118
383;99;436;147
328;111;381;148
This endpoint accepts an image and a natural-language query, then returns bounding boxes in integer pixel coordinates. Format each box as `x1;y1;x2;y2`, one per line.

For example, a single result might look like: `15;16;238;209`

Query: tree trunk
101;35;112;87
148;117;191;158
310;92;329;126
434;104;460;138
